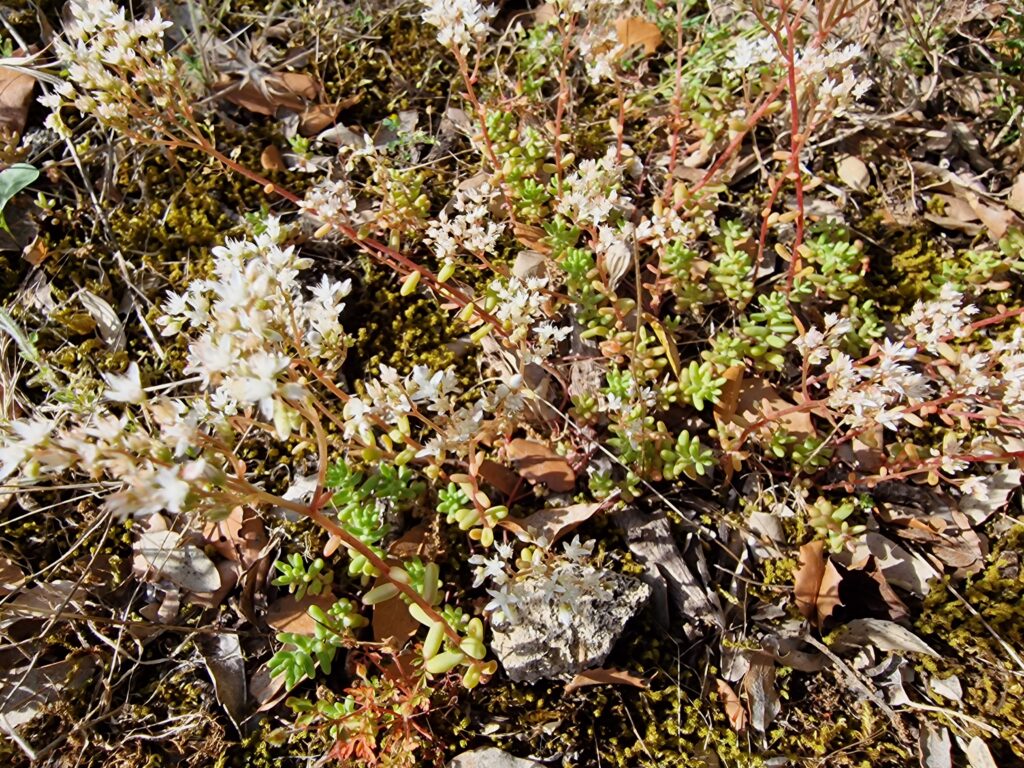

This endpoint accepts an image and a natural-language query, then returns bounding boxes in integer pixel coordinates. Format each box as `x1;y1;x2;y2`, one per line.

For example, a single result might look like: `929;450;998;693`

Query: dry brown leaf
816;560;844;626
371;587;420;646
733;377;816;440
713;365;746;427
0;656;97;729
513;222;550;254
964;190;1017;240
299;95;361;136
189;560;240;610
564;667;649;694
614;17;663;55
298;103;340;136
925;193;984;235
794;541;843;626
837;155;870;192
743;654;781;732
21;235;48;267
1008;173;1024;215
387;524;429;560
794;541;825;620
829;618;939;658
919;724;953;768
250;661;289;712
478;457;521;497
196;631;247;728
648;315;682;381
716;679;748;733
216;71;320;116
505;438;575;492
500;501;603;544
276;71;319;101
135;530;221;593
533;2;557;25
265;592;336;634
965;736;998;768
848;555;909;622
0;557;25;596
512;250;547;281
0;59;36;136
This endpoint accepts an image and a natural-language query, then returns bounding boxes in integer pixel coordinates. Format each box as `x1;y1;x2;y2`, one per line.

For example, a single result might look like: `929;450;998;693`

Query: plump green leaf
0;163;39;232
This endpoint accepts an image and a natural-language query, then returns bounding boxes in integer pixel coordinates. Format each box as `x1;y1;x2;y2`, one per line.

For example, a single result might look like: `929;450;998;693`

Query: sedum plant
269;599;369;690
273;554;334;601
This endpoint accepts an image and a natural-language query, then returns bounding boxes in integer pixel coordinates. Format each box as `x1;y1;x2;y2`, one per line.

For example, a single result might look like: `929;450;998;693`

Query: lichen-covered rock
447;748;543;768
489;565;651;682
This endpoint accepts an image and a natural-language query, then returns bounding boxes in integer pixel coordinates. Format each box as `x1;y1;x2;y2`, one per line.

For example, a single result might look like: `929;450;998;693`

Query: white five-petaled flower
420;0;497;53
103;361;146;404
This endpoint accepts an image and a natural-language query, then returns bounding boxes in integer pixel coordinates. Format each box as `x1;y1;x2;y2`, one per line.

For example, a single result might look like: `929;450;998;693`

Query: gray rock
489;564;651;682
447;748;543;768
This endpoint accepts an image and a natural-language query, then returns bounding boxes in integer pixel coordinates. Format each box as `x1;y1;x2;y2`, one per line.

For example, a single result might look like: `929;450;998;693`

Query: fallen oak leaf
499;500;605;545
266;592;336;635
564;667;649;694
505;438;575;492
614;16;662;56
0;59;36;136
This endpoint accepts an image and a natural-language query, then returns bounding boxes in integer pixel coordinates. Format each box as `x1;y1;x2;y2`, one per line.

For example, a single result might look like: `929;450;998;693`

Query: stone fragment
489;565;650;682
447;748;543;768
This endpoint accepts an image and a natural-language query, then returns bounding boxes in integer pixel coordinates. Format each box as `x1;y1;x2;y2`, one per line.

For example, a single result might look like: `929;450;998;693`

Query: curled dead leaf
715;678;747;733
794;541;843;627
564;667;649;694
500;500;604;544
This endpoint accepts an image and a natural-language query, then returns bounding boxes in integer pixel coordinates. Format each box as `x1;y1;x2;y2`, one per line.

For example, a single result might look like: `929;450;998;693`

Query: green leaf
0;163;39;233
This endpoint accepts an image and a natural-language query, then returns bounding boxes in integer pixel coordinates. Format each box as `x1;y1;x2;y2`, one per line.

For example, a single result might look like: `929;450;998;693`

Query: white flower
420;0;497;53
0;418;53;480
153;466;190;513
557;156;625;227
103;361;146;404
727;35;777;71
563;534;595;561
485;585;520;624
904;285;978;352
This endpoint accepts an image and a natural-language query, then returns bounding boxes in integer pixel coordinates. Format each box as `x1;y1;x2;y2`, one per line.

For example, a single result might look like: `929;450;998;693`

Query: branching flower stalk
44;0;514;347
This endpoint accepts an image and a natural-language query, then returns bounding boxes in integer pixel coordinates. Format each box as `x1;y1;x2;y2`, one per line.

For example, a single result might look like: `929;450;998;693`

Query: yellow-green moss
916;525;1024;760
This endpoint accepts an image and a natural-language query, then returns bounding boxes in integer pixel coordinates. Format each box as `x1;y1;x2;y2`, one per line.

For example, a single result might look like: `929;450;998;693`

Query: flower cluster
419;0;497;54
903;284;980;353
471;534;604;626
158;218;351;439
424;183;505;268
42;0;178;135
300;177;359;229
556;148;629;227
342;363;525;463
824;340;931;431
